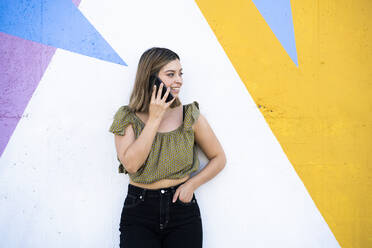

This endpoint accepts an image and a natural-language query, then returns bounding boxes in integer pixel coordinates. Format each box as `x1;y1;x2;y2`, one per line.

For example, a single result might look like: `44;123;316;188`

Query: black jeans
119;182;203;248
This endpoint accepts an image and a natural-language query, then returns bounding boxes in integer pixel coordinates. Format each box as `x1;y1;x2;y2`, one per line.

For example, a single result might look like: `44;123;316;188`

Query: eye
167;72;183;77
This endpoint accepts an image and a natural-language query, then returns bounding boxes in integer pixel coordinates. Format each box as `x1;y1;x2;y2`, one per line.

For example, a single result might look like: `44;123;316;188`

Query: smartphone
149;75;174;103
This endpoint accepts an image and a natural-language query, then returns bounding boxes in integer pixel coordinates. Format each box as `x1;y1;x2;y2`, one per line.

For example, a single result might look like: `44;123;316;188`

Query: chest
135;105;185;133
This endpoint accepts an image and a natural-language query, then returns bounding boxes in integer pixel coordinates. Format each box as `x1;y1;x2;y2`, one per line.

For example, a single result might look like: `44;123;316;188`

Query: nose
175;74;183;84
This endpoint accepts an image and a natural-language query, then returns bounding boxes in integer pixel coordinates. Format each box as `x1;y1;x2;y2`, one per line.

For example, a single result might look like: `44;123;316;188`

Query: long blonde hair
128;47;182;112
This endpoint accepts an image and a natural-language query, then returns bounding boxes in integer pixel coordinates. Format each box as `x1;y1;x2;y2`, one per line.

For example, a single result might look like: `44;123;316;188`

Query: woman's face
157;59;183;98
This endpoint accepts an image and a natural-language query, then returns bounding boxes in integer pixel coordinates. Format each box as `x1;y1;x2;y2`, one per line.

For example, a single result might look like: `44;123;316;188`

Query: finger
151;85;156;101
166;95;176;107
172;189;180;203
157;82;164;100
183;193;192;203
161;85;171;102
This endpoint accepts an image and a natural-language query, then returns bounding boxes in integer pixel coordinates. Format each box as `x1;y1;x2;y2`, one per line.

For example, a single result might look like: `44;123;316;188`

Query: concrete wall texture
0;0;370;247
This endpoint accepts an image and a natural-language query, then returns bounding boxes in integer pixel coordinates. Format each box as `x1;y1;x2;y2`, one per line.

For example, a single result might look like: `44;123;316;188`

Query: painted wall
194;0;372;247
0;0;370;247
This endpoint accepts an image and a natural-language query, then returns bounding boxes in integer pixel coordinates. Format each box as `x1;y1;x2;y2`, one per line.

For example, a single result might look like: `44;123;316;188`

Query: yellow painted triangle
195;0;372;247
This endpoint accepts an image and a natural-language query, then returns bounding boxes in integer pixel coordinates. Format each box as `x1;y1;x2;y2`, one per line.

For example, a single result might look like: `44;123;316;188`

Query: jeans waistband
127;182;185;198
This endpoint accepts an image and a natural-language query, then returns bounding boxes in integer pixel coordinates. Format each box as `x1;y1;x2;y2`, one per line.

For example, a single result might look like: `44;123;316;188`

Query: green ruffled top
108;101;200;184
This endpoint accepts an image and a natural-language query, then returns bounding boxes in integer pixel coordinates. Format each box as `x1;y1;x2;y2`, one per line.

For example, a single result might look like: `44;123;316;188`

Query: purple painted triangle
0;0;81;157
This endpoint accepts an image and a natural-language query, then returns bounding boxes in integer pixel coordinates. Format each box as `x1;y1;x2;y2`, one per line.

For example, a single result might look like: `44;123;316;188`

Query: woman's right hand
148;82;176;122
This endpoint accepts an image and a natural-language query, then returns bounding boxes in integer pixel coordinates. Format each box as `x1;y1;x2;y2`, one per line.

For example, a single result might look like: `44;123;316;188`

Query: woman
109;47;226;248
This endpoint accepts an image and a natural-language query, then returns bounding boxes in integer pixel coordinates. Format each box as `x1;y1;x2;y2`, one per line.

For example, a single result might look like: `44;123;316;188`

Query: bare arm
115;118;161;174
187;113;227;190
172;112;226;203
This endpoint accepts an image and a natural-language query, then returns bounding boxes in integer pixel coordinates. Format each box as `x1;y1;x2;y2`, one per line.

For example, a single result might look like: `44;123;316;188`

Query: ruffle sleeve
108;106;137;136
184;101;200;131
108;105;138;174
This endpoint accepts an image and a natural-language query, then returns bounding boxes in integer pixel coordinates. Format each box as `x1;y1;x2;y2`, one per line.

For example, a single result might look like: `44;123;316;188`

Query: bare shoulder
193;113;226;162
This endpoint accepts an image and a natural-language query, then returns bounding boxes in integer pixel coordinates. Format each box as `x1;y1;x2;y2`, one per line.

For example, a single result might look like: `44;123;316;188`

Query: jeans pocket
123;193;143;209
176;194;196;206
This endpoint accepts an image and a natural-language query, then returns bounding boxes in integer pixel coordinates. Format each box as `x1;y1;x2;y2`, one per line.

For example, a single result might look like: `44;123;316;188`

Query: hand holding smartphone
149;75;174;103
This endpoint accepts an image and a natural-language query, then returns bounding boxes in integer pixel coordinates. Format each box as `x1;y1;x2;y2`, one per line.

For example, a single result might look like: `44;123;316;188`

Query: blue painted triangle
0;0;127;66
251;0;298;66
